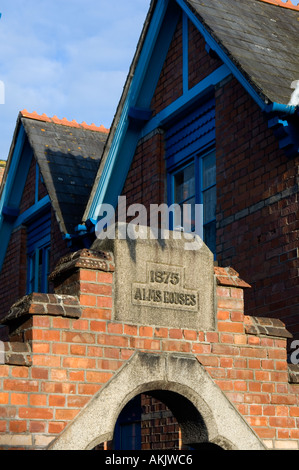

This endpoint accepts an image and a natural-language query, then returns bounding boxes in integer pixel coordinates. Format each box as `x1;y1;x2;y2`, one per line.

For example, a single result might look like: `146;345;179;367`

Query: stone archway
48;352;266;450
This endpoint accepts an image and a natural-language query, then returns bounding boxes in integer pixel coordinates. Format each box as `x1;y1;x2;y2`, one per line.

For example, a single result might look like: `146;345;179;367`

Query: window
27;244;50;294
164;96;216;254
113;396;142;450
170;150;216;254
26;211;51;294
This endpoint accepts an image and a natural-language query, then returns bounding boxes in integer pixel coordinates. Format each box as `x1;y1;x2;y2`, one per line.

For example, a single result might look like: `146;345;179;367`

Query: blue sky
0;0;151;160
0;0;299;161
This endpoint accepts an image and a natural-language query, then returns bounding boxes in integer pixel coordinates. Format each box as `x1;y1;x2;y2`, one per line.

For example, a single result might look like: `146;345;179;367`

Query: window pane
29;252;36;294
39;247;50;293
38;249;43;293
44;247;50;293
174;197;196;232
203;151;216;189
204;220;216;254
119;423;141;450
203;186;216;223
174;163;195;204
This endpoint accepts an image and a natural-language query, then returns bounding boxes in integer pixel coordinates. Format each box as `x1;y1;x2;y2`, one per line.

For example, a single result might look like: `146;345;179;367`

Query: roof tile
20;109;109;134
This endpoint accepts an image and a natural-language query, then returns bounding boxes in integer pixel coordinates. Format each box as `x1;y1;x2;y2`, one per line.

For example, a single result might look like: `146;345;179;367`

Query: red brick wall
188;20;222;89
0;227;27;320
0;252;298;450
151;15;183;116
19;156;35;214
121;131;166;218
215;76;299;343
141;395;180;450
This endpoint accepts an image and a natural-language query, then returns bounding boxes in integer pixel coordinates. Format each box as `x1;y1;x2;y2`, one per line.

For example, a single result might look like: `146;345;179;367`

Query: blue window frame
169;149;216;254
165;95;216;254
26;211;51;294
113;395;142;450
27;244;50;294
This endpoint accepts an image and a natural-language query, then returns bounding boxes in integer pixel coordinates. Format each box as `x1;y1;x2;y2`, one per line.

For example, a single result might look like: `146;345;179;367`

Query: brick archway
48;351;266;450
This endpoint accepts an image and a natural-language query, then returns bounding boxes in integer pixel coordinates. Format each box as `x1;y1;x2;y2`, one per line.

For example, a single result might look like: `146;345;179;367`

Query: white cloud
289;80;299;106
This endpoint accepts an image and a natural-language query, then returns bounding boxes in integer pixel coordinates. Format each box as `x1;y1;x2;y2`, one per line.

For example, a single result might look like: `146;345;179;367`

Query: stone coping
0;292;82;327
288;364;299;384
2;341;32;367
244;315;293;339
49;248;114;283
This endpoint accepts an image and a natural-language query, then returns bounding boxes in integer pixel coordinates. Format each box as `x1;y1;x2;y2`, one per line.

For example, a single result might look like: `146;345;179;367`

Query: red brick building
0;0;298;451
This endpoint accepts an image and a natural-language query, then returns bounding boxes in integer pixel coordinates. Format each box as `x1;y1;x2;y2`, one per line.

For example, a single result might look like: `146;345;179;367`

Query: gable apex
85;0;299;223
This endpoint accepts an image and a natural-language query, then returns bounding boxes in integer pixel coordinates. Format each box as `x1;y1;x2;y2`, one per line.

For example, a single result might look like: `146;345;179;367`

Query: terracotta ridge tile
257;0;299;11
20;109;52;122
80;121;109;133
20;109;109;133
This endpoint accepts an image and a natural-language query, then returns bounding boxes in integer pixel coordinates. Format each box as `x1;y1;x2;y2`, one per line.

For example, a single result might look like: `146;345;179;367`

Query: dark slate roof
20;111;109;234
185;0;299;106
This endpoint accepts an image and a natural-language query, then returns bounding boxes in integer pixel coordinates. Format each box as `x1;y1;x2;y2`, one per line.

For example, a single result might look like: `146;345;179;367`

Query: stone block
92;223;216;330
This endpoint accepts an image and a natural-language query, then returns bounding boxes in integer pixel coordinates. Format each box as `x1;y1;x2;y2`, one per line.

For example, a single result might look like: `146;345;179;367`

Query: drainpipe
266;102;298;116
265;102;299;157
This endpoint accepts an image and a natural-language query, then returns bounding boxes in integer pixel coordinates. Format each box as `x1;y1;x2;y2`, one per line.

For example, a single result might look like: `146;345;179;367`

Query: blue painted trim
128;107;152;131
128;107;152;122
129;0;179;108
2;206;20;221
13;196;51;228
267;110;299;158
0;124;32;271
88;0;181;219
0;125;26;216
35;161;39;204
266;102;297;115
182;12;189;94
175;0;268;111
141;64;230;137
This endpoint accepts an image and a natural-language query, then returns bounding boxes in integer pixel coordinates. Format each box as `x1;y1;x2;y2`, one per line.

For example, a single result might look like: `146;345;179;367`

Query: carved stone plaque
132;262;199;312
92;223;216;330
